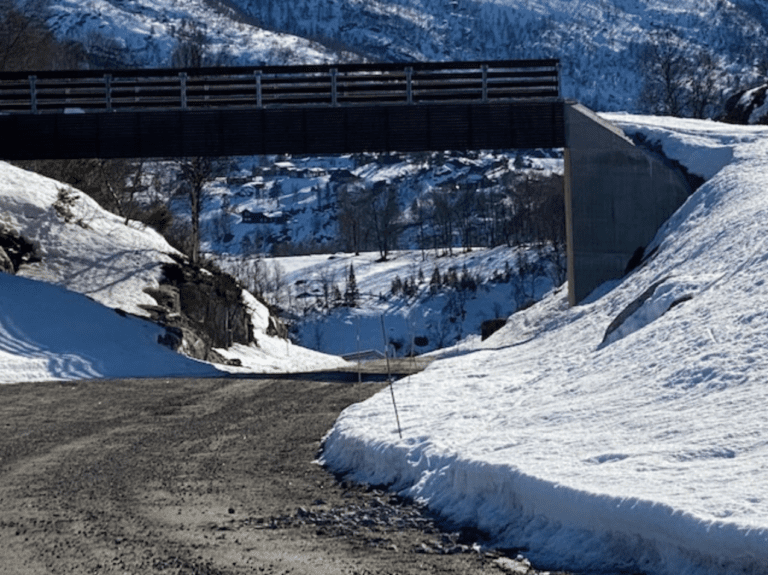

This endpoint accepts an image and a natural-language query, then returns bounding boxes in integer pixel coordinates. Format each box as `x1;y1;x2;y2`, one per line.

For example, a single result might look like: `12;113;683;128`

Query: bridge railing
0;60;559;114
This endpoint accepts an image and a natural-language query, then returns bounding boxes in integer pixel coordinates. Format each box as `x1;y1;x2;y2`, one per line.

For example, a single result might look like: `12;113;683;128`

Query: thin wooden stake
356;315;361;384
380;315;402;439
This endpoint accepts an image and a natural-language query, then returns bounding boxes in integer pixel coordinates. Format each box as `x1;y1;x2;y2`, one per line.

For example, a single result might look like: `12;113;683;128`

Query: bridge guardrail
0;60;559;114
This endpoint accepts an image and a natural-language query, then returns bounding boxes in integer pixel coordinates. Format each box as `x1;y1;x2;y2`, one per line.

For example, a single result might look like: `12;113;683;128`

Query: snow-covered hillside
194;150;561;257
18;0;768;112
0;161;346;382
217;245;563;357
229;0;768;111
320;116;768;575
26;0;343;67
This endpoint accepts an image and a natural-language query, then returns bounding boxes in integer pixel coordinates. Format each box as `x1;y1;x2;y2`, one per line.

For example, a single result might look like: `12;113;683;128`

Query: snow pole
356;316;361;384
380;315;402;439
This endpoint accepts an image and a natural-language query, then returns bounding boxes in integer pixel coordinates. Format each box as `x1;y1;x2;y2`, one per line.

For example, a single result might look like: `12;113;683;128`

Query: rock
481;318;507;340
494;556;532;574
0;228;40;272
720;84;768;125
143;285;180;314
267;315;288;339
0;246;13;274
157;326;183;350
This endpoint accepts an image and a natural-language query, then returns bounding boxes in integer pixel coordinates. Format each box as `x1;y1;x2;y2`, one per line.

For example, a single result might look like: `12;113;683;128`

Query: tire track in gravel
0;375;567;575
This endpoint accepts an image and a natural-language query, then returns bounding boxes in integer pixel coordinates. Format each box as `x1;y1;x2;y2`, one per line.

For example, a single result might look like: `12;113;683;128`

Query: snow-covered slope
224;246;562;357
29;0;342;67
20;0;768;112
230;0;767;111
0;272;220;383
320;116;768;575
0;161;347;382
0;162;179;318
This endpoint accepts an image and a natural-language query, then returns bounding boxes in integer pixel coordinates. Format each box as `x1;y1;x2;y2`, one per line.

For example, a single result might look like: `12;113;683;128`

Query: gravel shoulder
0;375;567;575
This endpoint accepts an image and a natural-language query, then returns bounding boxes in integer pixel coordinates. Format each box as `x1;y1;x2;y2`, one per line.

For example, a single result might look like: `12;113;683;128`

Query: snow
320;115;768;575
33;0;340;67
271;246;554;356
0;272;219;383
0;161;346;383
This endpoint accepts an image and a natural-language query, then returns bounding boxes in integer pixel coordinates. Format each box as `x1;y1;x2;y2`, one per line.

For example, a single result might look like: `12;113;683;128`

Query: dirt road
0;375;565;575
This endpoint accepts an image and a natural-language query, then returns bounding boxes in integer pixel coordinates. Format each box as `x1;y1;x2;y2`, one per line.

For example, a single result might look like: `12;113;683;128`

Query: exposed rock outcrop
481;318;507;340
0;246;13;274
141;255;257;364
0;228;40;273
720;84;768;125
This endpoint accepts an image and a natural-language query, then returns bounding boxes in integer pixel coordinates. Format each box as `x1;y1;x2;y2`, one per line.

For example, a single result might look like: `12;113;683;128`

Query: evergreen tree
429;266;441;294
344;264;359;307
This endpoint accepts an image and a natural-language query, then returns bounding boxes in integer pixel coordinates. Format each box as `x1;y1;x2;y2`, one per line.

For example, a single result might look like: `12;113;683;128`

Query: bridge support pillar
563;103;691;305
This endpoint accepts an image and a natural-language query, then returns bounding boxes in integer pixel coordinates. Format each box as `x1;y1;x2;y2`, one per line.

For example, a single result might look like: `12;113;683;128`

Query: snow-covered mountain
23;0;343;68
24;0;768;112
230;0;768;111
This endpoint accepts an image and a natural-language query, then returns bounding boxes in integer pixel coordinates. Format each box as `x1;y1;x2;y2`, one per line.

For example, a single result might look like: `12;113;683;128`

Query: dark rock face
141;256;260;362
720;84;768;125
0;246;13;273
481;318;507;340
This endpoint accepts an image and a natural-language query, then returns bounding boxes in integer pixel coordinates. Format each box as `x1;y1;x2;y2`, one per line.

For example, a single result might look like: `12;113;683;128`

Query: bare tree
639;29;691;116
337;179;366;255
170;20;208;68
0;0;82;71
367;184;401;261
178;157;213;265
431;185;455;256
688;49;722;119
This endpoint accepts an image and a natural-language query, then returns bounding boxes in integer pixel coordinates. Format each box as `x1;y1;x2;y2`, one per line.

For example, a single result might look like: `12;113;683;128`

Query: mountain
26;0;768;112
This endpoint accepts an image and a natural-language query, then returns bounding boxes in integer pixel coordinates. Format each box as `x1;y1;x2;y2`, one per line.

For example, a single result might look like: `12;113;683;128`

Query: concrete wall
564;103;691;305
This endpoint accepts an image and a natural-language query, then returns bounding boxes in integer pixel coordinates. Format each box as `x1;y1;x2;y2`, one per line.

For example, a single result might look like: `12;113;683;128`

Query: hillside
0;160;347;382
320;115;768;575
22;0;768;113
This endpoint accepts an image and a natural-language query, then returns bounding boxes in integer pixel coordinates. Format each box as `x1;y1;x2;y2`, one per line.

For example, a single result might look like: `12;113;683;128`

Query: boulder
720;84;768;125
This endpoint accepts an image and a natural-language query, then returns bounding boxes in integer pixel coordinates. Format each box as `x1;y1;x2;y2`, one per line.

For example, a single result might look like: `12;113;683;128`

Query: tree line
334;167;565;278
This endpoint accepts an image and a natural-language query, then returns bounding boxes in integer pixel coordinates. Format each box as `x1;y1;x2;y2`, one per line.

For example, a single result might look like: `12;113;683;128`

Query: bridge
0;60;691;306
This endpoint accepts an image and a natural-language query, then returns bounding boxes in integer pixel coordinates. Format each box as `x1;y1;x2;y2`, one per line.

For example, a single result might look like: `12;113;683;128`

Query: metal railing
0;60;560;114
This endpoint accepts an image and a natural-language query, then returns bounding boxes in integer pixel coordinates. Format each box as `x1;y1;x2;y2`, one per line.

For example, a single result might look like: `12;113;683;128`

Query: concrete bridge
0;60;691;305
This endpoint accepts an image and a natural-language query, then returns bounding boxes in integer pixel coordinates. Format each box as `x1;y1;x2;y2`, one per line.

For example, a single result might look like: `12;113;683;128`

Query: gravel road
0;375;568;575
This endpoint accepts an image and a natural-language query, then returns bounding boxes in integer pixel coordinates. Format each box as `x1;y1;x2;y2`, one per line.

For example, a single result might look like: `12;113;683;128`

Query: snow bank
320;115;768;575
0;273;219;383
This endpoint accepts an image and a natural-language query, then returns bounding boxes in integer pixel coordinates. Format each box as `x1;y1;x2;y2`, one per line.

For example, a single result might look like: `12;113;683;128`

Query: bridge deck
0;60;564;159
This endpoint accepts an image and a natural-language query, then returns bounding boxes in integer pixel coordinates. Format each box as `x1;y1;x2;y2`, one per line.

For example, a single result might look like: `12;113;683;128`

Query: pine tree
344;264;359;307
429;265;441;294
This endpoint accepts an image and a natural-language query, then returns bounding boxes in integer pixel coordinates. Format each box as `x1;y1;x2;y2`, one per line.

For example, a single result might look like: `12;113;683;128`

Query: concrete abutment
563;103;692;305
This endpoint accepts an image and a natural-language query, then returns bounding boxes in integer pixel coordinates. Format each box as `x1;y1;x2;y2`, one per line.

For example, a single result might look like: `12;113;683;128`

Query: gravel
0;375;570;575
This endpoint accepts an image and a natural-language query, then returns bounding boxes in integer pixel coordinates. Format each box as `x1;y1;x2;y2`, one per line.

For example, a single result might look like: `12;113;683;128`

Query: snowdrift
0;272;219;383
320;115;768;575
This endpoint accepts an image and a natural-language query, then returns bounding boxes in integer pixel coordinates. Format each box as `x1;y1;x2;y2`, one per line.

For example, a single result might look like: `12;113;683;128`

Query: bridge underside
0;101;564;160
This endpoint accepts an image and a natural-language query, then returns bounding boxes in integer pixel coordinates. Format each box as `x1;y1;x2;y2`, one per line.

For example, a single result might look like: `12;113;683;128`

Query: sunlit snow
320;115;768;575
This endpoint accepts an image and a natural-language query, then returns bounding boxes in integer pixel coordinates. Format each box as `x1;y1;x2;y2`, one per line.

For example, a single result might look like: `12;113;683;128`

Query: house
240;209;290;225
